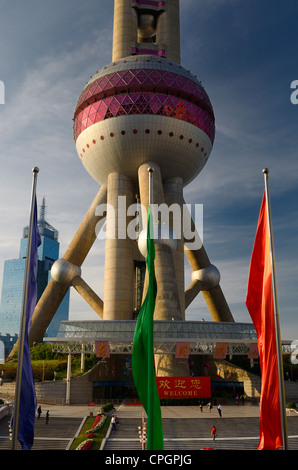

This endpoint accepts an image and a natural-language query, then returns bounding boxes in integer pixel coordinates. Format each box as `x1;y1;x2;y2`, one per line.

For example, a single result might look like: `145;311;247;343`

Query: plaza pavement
37;402;262;419
103;404;298;451
1;403;298;451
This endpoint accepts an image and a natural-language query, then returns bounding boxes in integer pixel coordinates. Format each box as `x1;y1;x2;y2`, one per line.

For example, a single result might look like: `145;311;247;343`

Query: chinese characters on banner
95;341;110;358
156;377;211;399
213;342;228;359
175;342;190;358
248;343;259;359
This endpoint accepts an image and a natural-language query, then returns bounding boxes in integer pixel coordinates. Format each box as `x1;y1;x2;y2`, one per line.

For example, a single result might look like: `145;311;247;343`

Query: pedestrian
46;410;49;424
37;405;42;419
217;404;222;417
111;414;117;431
207;401;213;412
211;426;217;441
199;402;203;412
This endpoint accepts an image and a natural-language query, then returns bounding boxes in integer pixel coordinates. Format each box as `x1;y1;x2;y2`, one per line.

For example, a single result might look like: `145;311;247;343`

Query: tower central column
138;162;182;321
103;172;135;320
138;162;189;376
112;0;181;64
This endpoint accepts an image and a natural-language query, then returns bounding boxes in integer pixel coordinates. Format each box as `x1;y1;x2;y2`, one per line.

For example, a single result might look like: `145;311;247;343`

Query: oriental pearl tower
16;0;234;376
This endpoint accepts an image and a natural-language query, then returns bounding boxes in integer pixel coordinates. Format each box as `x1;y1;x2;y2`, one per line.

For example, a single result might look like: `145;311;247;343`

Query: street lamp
138;423;147;450
138;409;147;451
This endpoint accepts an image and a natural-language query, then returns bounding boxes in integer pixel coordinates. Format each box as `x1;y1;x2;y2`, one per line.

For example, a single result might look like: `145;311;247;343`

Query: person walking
211;426;217;441
37;405;42;419
111;415;117;431
46;410;49;424
217;404;222;417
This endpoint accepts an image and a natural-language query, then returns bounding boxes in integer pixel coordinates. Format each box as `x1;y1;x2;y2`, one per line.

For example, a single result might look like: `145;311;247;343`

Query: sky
0;0;297;341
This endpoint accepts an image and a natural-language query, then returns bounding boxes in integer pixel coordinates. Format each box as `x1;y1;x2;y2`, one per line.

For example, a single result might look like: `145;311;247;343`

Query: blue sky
0;0;297;340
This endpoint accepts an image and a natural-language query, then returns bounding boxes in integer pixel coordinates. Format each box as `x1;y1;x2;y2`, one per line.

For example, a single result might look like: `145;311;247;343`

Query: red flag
246;191;283;450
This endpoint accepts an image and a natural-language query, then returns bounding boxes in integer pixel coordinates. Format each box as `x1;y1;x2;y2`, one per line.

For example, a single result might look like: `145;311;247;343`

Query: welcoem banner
156;376;211;399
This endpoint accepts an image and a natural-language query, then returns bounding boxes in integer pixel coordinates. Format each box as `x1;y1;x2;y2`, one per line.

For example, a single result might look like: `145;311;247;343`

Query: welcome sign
156;376;211;399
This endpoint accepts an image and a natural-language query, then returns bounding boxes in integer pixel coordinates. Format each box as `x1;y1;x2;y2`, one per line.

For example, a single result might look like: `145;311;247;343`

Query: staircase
102;417;261;451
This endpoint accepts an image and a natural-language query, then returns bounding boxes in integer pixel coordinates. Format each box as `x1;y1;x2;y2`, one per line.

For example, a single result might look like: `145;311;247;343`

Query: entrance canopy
44;320;261;356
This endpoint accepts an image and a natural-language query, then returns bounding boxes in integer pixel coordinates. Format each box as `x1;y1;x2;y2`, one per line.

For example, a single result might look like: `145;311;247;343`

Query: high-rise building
0;199;69;356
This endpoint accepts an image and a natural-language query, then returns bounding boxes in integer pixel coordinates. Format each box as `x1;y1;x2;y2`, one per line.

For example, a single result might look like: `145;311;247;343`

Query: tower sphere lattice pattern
74;55;215;187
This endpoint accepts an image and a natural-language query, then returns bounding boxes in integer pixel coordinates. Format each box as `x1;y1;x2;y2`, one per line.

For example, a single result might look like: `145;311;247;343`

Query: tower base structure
10;161;234;379
10;162;234;378
44;319;258;402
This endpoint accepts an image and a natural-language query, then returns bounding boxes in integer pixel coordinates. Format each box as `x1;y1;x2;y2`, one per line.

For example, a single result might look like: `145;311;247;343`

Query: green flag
132;205;164;450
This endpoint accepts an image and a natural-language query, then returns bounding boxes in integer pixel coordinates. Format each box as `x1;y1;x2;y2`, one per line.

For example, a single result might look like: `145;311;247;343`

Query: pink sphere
74;55;215;187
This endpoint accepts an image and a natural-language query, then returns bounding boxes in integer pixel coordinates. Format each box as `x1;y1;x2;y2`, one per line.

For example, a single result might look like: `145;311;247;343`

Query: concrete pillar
183;202;234;323
112;0;137;61
72;276;103;318
63;184;107;267
103;172;135;320
163;177;185;318
138;162;181;321
112;0;180;64
138;162;188;376
156;0;181;64
155;354;190;377
80;344;85;373
66;352;71;405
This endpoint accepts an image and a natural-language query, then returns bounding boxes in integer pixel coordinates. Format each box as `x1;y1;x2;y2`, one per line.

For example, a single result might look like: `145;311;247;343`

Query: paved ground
104;404;298;451
13;401;263;419
0;412;84;450
1;403;298;451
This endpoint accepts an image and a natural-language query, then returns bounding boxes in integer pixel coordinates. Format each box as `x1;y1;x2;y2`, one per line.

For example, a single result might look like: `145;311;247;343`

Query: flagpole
262;168;288;450
147;167;154;449
12;167;39;450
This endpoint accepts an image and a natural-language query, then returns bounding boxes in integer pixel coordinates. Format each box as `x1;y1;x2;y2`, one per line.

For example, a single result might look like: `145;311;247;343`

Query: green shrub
287;402;297;409
101;403;115;413
30;343;60;360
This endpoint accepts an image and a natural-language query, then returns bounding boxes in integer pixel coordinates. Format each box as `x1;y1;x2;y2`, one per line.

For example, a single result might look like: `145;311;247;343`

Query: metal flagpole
147;167;154;449
12;167;39;450
262;168;288;450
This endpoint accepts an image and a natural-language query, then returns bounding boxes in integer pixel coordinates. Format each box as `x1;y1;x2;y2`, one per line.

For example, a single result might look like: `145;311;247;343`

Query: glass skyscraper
0;199;69;356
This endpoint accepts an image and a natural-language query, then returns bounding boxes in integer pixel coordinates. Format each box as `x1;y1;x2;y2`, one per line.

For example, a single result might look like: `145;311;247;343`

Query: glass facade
55;320;257;342
0;200;69;356
73;67;215;143
45;320;259;357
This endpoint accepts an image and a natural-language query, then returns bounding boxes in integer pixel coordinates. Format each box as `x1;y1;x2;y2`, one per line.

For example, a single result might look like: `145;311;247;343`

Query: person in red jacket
211;426;217;441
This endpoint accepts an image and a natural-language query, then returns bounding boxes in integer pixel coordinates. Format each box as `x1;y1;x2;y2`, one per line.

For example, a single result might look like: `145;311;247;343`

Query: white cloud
0;26;112;299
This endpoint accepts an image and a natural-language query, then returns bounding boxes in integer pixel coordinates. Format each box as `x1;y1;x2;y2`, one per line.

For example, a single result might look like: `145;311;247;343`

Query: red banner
248;343;259;359
213;342;228;359
246;191;283;449
95;341;110;358
156;376;211;399
175;342;190;359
